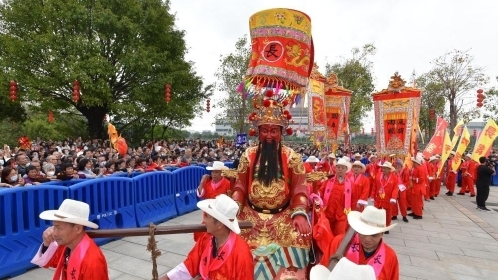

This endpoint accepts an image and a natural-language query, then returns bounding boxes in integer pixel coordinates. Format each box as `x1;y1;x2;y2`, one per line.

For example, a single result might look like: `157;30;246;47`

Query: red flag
422;117;448;158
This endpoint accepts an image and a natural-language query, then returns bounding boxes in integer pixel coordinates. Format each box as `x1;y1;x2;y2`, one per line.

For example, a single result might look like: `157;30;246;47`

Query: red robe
199;177;231;199
326;234;399;279
183;233;254;280
37;237;108;280
411;166;426;216
372;173;399;226
351;173;370;206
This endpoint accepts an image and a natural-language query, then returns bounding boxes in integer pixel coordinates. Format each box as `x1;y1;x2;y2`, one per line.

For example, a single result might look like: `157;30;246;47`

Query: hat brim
352;163;366;169
310;264;330;279
206;166;229;171
347;211;396;235
197;199;240;234
380;165;395;171
39;210;99;229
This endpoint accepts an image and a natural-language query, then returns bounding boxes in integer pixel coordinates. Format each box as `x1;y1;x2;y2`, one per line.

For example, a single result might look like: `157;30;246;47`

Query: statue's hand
292;215;311;235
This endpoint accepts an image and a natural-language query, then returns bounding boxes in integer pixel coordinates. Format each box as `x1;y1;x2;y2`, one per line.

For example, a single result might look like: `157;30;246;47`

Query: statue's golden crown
247;89;294;136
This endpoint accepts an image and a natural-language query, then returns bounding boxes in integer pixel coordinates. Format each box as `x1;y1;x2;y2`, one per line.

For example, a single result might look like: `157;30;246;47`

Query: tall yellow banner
438;130;452;175
471;119;498;162
450;120;464;149
451;126;470;172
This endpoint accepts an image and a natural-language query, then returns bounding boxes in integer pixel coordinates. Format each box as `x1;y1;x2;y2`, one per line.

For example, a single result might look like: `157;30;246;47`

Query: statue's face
259;124;282;143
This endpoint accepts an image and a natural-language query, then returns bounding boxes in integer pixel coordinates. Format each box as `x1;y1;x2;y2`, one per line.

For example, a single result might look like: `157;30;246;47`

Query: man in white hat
194;161;231;241
365;154;379;194
445;151;457;196
304;155;320;173
353;152;362;162
392;159;410;223
31;199;109;280
428;156;440;200
409;157;425;219
323;206;399;279
320;152;336;176
371;162;398;232
160;194;253;280
310;257;376;280
317;158;357;236
457;153;477;197
351;161;369;211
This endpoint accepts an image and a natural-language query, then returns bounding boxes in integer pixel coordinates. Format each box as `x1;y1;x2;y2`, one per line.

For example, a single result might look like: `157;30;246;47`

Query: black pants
476;184;490;207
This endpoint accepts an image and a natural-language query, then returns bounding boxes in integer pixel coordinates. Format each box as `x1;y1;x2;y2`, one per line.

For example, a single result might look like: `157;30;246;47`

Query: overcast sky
169;0;498;132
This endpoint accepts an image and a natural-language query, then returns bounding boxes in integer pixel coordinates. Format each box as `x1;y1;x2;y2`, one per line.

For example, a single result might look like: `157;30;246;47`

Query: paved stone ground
10;186;498;280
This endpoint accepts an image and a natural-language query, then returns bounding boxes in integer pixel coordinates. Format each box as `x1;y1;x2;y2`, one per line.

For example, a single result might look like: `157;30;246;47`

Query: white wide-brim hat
310;257;376;280
306;156;319;163
328;153;336;159
354;153;362;157
197;194;240;234
379;161;395;171
39;199;99;229
206;161;229;171
352;160;365;170
347;206;397;235
368;154;377;161
335;158;352;172
411;157;422;165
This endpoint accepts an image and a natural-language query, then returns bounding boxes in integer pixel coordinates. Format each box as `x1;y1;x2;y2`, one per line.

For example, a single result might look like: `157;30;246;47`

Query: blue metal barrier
224;162;234;169
173;166;206;215
133;172;177;227
165;166;179;171
198;163;207;168
68;177;136;245
0;185;69;279
108;171;144;178
44;179;88;187
360;158;370;165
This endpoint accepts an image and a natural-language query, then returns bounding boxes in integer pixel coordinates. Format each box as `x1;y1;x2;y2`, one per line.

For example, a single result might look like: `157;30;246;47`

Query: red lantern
72;80;80;102
286;127;293;135
249;128;256;137
477;102;483;107
206;99;210;112
429;108;435;120
48;110;54;123
473;129;477;138
477;89;483;94
164;84;171;103
9;80;18;101
371;128;374;135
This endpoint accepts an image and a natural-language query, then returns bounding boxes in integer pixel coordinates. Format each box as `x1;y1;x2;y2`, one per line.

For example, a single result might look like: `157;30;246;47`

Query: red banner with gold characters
324;73;351;142
307;77;326;132
422;117;448;158
373;73;421;158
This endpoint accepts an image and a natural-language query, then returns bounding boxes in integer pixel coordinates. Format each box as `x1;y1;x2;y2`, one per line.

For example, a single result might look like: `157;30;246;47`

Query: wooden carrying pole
86;221;253;238
327;226;357;270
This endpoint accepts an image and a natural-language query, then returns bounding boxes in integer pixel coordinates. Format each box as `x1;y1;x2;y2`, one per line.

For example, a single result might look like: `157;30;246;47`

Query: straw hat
206;161;229;171
354;153;362;158
335;158;352;172
328;153;336;159
368;154;377;161
310;257;376;280
347;206;397;235
197;194;240;234
379;161;395;171
39;199;99;229
306;156;320;163
352;161;365;170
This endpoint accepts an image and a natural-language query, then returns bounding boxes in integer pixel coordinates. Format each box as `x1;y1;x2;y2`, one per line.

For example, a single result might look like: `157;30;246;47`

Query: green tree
482;77;498;122
420;49;488;136
214;36;252;133
0;87;27;122
0;0;207;139
416;73;447;141
325;44;376;132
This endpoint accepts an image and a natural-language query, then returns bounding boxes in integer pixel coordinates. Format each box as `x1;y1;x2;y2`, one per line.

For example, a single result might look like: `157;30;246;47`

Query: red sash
378;174;392;199
346;234;386;278
210;178;223;191
53;234;91;280
199;232;236;279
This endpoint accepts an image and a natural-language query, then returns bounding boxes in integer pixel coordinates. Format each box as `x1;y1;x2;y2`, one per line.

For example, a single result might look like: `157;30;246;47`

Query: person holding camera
475;156;496;211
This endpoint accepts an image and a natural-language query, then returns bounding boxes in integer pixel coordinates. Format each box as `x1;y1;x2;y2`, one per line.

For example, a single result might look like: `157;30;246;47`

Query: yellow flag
451;126;470;172
438;130;452;175
471;119;498;162
450;120;464;149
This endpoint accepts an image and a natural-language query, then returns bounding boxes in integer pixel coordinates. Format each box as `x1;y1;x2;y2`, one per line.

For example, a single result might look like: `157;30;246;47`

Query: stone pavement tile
383;236;406;247
102;239;129;249
418;221;443;228
400;264;452;280
108;254;169;279
420;225;473;237
390;244;439;260
435;218;465;225
449;234;498;245
399;276;418;280
468;231;496;239
157;232;195;243
409;256;481;278
11;267;54;279
427;236;490;251
114;274;147;280
404;240;464;255
440;223;487;233
448;273;487;280
108;267;125;280
397;253;411;265
121;235;150;246
155;251;187;269
400;227;451;239
476;267;498;279
387;232;430;243
107;241;155;262
460;248;498;261
157;239;193;256
482;244;498;253
458;220;478;226
436;252;498;270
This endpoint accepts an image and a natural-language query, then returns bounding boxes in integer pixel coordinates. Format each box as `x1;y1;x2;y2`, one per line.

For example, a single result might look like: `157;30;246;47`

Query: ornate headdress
247;88;294;137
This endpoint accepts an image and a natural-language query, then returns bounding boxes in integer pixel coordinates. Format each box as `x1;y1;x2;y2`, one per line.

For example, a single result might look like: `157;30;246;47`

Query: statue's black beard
255;140;282;186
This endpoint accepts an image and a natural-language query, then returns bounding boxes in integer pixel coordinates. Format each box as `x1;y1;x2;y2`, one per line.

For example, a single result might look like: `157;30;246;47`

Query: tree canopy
416;73;447;140
0;0;208;139
325;44;376;132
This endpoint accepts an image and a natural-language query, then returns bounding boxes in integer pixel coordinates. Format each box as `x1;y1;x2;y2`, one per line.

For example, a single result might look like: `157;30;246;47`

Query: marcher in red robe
351;161;370;211
160;195;253;280
392;159;410;223
365;154;379;193
445;152;457;196
31;199;109;280
321;206;399;279
304;156;319;173
194;161;231;241
458;154;477;196
409;157;425;219
371;162;399;231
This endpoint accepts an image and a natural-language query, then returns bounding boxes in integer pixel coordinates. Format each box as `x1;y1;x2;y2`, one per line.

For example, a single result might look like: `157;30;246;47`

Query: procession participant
457;154;477;197
428;156;439;200
232;104;312;279
409;157;425;219
365;154;379;191
322;206;399;279
159;195;253;280
194;161;231;241
351;161;370;211
318;158;357;235
419;154;431;202
392;159;409;223
445;152;457;196
370;162;398;232
304;156;320;173
353;152;362;162
31;199;109;280
326;153;337;176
